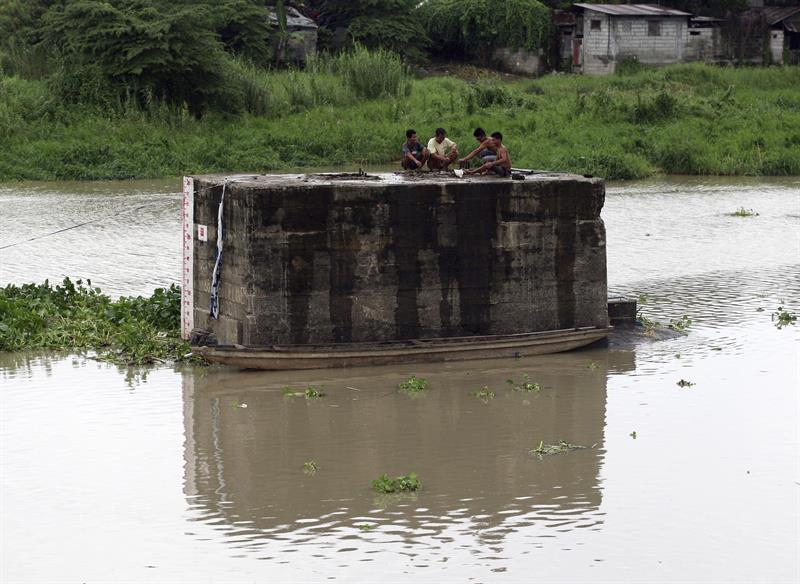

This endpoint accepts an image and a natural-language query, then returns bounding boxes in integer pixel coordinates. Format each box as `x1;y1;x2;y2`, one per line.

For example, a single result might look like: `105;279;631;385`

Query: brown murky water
1;176;799;582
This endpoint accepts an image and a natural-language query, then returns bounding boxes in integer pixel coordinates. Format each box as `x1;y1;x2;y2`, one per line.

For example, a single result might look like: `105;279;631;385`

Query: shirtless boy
464;132;512;177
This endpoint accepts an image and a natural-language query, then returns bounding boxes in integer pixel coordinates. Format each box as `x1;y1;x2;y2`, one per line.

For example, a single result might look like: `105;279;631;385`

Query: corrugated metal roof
573;3;691;17
764;6;800;26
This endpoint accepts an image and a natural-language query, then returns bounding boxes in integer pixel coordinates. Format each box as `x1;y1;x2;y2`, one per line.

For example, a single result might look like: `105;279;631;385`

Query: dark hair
491;131;503;141
435;127;446;136
473;127;486;138
406;129;416;139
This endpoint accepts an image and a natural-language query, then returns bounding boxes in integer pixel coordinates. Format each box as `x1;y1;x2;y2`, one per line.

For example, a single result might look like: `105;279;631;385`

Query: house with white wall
568;3;692;74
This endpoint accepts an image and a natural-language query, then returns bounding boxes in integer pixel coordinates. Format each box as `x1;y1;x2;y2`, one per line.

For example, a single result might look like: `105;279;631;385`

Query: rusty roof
764;6;800;26
573;3;691;17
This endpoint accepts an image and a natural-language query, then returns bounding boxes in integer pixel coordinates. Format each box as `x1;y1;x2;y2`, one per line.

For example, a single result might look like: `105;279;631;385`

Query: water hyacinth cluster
0;277;196;365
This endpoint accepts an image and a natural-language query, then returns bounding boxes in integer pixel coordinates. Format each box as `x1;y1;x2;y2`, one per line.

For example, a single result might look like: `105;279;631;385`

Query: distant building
766;6;800;65
567;3;692;74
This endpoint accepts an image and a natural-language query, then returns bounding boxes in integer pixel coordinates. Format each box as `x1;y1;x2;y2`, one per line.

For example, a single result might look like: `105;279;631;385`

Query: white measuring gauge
181;177;194;340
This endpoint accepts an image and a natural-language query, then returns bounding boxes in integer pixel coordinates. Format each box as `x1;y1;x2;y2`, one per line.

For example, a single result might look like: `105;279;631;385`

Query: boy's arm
459;139;490;162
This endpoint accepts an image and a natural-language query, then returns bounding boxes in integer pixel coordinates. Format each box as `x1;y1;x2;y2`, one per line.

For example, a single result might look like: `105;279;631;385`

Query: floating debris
398;375;428;393
772;307;797;329
530;440;587;457
371;473;421;493
677;379;695;388
506;373;541;392
303;460;319;474
283;386;326;399
472;386;495;401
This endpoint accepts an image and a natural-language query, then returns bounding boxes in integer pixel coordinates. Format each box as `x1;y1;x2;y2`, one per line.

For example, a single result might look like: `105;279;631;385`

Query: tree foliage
421;0;551;62
308;1;429;61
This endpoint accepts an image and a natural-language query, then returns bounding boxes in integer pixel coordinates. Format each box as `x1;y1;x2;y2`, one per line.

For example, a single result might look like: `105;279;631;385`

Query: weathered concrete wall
492;47;543;76
190;173;608;346
686;27;724;62
770;29;784;64
581;11;688;74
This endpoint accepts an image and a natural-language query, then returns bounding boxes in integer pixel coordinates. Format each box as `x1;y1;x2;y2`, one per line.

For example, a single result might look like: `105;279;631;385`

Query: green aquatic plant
0;278;200;366
772;307;797;329
730;207;759;217
357;523;376;531
677;379;695;388
629;431;637;439
472;386;495;401
398;375;428;393
506;373;541;392
303;460;319;474
371;472;421;494
587;361;600;370
530;440;586;457
283;386;326;399
668;315;693;333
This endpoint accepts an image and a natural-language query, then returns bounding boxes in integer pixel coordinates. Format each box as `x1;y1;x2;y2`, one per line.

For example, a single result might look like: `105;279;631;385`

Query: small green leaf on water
772;307;797;329
357;523;376;531
677;379;695;388
630;431;637;439
472;386;495;401
303;460;319;474
587;361;600;369
530;439;586;456
398;375;428;393
730;207;759;217
371;472;421;493
675;353;681;358
283;385;326;399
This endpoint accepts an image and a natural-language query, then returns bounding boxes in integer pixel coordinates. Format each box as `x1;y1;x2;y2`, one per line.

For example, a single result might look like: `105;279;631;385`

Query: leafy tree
308;1;429;61
40;0;232;113
421;0;551;63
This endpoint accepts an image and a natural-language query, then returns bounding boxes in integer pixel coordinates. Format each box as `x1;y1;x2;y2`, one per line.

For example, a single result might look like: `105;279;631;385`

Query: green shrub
422;0;551;62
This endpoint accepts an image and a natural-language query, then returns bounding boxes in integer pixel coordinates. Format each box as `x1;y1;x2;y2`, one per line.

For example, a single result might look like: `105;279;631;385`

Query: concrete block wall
582;10;688;74
190;173;608;346
770;30;784;64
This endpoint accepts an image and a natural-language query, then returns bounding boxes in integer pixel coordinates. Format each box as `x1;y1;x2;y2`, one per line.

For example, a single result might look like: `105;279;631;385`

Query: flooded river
1;176;799;582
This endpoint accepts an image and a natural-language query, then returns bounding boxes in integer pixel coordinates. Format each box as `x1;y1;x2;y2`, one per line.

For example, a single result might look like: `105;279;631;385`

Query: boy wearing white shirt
426;128;458;171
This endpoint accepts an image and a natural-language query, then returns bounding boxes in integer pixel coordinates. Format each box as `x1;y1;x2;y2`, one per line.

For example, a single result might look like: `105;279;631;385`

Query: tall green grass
1;62;798;180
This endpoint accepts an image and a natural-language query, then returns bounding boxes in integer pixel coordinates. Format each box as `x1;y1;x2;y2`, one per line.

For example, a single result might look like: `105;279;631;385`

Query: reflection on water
1;176;799;582
182;353;631;560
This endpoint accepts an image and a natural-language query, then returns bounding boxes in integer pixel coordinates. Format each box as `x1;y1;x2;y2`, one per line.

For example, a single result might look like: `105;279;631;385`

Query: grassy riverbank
0;278;197;365
1;63;799;181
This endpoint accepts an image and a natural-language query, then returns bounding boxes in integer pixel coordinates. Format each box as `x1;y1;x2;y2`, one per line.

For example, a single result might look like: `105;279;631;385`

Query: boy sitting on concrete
465;132;512;177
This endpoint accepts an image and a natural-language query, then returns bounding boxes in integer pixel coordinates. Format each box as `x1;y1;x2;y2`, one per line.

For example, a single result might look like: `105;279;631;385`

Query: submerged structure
182;172;609;367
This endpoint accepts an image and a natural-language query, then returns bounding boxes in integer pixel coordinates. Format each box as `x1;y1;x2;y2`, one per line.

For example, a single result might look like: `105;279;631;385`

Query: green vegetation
677;379;696;388
629;431;637;439
422;0;551;61
668;315;693;333
506;373;541;392
371;472;421;493
472;386;495;401
530;440;586;456
2;62;799;180
303;460;319;474
283;386;326;399
398;375;428;393
730;207;760;217
772;307;797;329
587;361;600;370
0;278;195;365
357;523;376;531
